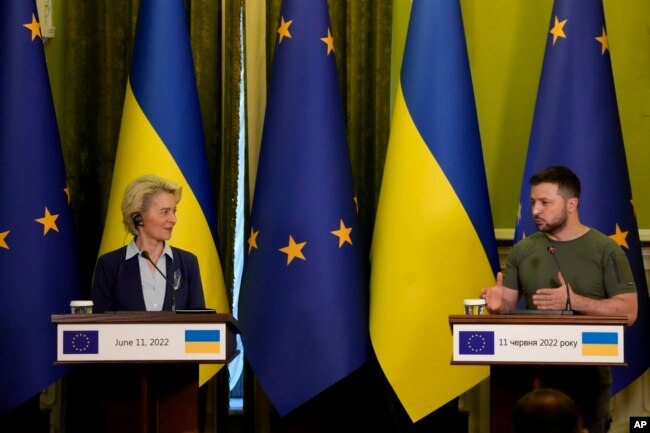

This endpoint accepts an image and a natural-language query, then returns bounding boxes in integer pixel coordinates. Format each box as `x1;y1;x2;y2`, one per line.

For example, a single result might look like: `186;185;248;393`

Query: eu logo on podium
63;330;99;354
459;331;494;355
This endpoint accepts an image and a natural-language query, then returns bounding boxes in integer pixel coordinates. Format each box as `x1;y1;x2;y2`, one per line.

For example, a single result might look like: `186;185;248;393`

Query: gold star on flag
0;231;9;249
331;219;353;248
35;207;59;235
279;235;306;265
549;16;567;45
609;224;629;249
321;28;334;55
247;227;259;254
277;17;293;44
595;26;609;55
64;183;71;204
23;14;42;41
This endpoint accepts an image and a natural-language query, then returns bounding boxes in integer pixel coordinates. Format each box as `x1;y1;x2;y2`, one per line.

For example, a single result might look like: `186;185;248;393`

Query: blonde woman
91;174;205;313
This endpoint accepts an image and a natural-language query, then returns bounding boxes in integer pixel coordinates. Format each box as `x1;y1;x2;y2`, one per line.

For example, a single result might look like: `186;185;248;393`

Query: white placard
452;323;624;364
57;323;227;362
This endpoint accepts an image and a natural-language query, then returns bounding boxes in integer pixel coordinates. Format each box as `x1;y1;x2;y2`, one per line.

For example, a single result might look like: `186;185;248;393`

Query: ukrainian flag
98;0;229;384
582;332;618;357
370;0;499;421
185;330;221;354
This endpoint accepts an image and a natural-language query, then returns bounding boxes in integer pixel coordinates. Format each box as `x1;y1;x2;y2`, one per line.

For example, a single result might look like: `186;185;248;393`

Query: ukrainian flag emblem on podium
582;332;618;357
184;330;220;354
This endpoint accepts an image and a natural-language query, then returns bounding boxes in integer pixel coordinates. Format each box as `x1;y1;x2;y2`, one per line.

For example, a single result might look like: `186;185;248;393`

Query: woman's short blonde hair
121;174;182;235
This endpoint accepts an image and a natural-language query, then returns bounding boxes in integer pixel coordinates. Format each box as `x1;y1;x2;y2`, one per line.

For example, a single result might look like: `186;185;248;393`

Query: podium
449;313;627;432
52;312;240;433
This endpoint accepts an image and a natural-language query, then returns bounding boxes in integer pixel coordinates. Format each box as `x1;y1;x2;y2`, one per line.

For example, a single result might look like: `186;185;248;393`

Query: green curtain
328;0;393;248
61;0;139;289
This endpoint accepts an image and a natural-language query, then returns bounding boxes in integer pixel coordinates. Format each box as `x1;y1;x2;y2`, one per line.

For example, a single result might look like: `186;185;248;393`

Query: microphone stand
141;250;179;312
547;245;573;315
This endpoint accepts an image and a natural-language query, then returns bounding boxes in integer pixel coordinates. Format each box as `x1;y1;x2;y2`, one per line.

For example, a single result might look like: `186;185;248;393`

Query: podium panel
52;312;239;433
53;311;239;364
57;322;230;362
450;314;626;365
450;314;627;433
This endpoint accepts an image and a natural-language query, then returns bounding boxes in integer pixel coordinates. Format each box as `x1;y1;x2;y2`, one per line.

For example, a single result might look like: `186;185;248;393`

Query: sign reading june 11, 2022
57;323;227;362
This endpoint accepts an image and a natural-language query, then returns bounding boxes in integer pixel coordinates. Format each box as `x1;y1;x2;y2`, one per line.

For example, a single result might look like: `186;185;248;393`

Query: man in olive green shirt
481;166;637;433
504;229;635;311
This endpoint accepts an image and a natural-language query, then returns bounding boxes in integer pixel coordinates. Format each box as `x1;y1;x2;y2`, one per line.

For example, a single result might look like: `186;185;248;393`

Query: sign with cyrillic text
452;323;624;364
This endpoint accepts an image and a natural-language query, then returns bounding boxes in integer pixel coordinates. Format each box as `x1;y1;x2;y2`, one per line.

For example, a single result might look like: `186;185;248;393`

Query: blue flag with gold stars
0;1;81;415
238;0;369;415
514;0;650;393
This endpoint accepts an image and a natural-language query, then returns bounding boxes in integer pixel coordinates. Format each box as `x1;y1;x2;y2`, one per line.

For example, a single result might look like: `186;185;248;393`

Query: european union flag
515;0;650;393
63;331;99;354
0;1;81;415
238;0;369;415
459;331;495;355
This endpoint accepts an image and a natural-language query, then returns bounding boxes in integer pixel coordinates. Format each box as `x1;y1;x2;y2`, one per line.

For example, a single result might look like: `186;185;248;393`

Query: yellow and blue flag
184;330;220;354
0;1;82;415
582;332;618;357
238;0;369;415
514;0;650;393
98;0;230;384
370;0;499;422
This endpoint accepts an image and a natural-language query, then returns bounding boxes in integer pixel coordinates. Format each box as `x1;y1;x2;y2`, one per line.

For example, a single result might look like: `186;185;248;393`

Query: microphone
547;245;573;314
141;250;180;312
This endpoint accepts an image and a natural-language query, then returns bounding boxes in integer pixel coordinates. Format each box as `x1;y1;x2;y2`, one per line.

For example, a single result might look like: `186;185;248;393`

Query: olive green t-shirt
502;229;636;386
503;229;636;308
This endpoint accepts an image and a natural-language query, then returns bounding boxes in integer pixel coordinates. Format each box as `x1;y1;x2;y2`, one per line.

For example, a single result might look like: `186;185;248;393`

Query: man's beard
535;208;568;235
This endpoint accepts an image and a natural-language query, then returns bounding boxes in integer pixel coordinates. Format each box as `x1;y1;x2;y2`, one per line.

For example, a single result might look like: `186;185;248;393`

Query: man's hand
481;272;518;312
532;272;571;310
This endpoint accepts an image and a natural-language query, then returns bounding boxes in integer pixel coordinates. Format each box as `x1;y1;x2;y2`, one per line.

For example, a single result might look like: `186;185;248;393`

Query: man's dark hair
512;388;583;433
529;166;581;200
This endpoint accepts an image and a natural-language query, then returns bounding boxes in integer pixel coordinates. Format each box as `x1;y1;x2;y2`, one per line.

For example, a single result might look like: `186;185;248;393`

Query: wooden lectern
52;312;240;433
449;313;627;432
